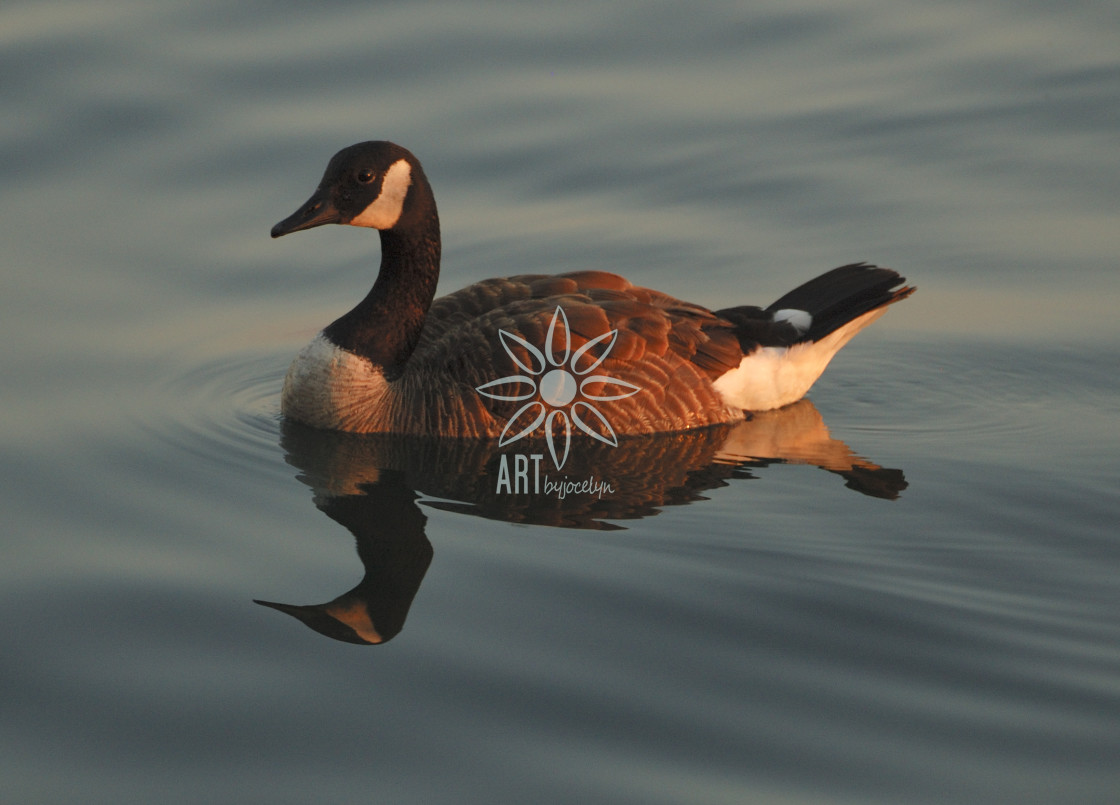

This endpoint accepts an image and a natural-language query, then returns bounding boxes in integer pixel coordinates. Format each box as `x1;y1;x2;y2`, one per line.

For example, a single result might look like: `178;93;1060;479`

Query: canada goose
272;141;914;440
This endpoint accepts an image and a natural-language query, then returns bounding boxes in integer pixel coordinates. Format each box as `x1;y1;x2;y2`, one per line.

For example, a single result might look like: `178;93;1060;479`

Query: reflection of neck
254;461;434;645
324;210;441;379
324;471;434;642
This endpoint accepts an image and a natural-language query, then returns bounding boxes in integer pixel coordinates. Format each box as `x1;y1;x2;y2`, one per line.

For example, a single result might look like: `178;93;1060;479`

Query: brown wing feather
398;271;745;437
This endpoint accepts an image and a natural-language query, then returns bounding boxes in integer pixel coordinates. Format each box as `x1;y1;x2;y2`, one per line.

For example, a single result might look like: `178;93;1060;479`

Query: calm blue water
3;1;1119;803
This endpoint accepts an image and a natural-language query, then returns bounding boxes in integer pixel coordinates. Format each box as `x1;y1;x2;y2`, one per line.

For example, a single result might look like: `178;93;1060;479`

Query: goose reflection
256;399;906;644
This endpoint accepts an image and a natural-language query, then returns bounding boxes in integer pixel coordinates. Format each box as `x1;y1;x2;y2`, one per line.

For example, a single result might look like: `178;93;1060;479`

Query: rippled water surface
3;1;1119;803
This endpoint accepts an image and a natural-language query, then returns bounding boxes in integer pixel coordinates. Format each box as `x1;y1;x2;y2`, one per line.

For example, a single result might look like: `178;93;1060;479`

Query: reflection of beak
270;188;343;238
253;598;383;644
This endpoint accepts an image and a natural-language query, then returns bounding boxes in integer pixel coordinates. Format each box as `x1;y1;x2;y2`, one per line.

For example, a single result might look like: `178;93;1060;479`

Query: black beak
271;188;343;238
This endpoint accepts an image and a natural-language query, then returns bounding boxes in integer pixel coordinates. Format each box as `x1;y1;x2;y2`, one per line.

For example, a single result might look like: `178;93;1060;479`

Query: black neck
323;210;441;379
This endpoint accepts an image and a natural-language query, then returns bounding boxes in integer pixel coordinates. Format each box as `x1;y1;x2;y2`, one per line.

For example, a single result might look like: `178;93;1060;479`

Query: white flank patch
772;308;812;334
349;158;412;229
281;333;392;430
712;307;888;411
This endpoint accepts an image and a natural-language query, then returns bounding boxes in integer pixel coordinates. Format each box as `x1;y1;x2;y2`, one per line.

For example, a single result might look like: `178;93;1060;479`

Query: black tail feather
764;262;914;342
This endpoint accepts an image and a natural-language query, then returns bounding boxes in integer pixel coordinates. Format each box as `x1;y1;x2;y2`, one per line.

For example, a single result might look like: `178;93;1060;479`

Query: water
3;1;1119;802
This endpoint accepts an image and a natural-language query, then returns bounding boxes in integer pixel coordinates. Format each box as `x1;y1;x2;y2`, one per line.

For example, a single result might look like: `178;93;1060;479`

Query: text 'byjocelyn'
495;454;616;500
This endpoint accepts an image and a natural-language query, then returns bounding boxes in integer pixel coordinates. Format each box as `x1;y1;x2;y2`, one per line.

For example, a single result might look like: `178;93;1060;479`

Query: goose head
271;140;432;238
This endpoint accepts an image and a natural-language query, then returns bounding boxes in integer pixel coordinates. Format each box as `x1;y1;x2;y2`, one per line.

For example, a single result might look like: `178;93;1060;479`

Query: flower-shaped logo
475;306;641;469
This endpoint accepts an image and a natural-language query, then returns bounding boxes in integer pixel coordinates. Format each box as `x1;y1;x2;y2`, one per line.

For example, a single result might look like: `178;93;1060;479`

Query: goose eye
357;170;375;183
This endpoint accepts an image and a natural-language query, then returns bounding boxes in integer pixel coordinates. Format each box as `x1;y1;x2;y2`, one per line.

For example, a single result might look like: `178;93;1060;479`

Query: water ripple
139;342;288;477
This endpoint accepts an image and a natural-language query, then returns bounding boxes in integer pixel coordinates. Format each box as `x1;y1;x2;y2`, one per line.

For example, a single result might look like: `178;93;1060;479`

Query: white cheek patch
349;158;412;229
